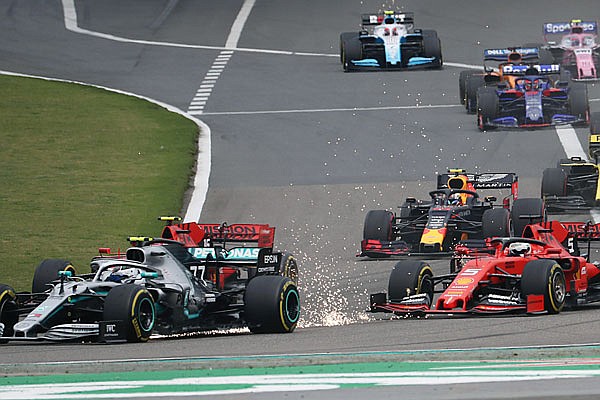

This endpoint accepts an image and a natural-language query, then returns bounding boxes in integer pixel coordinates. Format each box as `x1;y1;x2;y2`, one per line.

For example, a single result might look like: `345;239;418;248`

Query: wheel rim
137;297;155;332
552;271;566;305
284;289;300;324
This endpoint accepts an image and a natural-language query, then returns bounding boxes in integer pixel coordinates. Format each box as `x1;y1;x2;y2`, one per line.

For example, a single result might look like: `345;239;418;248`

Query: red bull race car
542;20;600;81
369;219;600;316
339;11;442;72
359;170;544;258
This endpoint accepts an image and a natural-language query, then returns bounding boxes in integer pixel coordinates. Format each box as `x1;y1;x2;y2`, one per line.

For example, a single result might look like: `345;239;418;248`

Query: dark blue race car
477;64;589;130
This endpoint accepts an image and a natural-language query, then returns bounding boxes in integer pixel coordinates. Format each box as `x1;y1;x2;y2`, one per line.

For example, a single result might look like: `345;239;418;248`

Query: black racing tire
477;86;498;131
459;70;475;105
0;284;18;338
481;208;512;238
521;259;566;314
511;198;545;237
103;284;155;343
279;252;299;284
541;168;567;197
466;75;485;113
245;275;300;333
341;33;362;72
32;259;76;294
569;83;589;126
363;210;394;241
340;32;357;64
590;112;600;135
388;260;434;305
422;29;443;68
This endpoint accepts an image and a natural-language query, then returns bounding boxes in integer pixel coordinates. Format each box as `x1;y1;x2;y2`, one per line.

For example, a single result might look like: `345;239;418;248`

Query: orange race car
459;47;552;113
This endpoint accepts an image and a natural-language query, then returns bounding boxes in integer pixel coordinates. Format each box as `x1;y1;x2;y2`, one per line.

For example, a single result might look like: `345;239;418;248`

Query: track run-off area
2;1;600;399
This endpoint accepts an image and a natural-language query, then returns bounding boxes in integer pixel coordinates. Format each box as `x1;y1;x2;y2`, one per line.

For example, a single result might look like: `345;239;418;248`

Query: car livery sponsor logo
455;277;474;285
189;247;261;260
485;48;538;57
544;21;597;34
502;64;560;74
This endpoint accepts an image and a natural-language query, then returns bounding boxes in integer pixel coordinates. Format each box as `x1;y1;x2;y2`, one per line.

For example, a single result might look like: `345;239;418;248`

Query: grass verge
0;75;198;291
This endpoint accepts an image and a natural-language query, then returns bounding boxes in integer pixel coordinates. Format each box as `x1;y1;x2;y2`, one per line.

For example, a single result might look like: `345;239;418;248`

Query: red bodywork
160;221;275;289
161;221;275;248
370;220;600;315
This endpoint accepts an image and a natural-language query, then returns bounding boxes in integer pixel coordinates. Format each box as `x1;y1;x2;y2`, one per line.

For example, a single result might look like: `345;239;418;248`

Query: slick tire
477;86;498;131
32;259;76;294
245;275;300;334
280;252;299;284
0;284;18;338
459;70;474;105
388;260;434;305
422;29;443;68
466;75;485;113
521;260;566;314
511;198;545;237
590;112;600;135
482;208;512;238
104;284;155;343
569;83;589;126
363;210;394;241
541;168;567;197
341;33;362;72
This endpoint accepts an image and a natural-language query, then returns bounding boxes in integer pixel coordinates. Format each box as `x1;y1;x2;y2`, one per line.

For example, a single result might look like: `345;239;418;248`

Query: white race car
340;11;442;72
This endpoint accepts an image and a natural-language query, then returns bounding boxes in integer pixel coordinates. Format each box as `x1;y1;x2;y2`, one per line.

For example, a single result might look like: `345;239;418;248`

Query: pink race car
543;20;599;81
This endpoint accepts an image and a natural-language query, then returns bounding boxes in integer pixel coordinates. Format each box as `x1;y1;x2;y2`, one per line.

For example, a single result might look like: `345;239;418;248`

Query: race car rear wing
560;221;600;240
500;64;561;75
361;12;414;26
437;172;518;190
160;218;275;248
483;47;539;62
543;20;598;36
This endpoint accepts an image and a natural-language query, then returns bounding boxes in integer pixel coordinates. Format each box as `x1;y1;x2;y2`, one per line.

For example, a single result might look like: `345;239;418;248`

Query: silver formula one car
0;222;300;343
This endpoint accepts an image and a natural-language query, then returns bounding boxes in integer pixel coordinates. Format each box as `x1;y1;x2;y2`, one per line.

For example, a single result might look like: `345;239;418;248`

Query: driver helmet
508;242;531;256
447;193;463;206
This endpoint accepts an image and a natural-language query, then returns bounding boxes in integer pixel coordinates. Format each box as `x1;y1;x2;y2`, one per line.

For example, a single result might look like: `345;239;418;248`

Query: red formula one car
368;220;600;316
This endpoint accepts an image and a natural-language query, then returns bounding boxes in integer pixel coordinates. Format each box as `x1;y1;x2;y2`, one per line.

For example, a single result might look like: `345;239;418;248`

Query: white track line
187;0;255;114
194;103;461;116
555;125;588;159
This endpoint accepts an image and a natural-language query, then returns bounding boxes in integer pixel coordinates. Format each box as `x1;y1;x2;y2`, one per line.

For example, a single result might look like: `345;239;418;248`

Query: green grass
0;75;198;291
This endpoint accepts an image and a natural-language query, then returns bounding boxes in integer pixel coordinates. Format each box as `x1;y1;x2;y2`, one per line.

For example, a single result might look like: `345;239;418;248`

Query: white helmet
508;242;531;256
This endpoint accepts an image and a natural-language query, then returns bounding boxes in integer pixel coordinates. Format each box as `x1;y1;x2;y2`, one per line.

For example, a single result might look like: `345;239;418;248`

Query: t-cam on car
340;11;442;71
0;220;300;343
369;220;600;316
360;170;544;257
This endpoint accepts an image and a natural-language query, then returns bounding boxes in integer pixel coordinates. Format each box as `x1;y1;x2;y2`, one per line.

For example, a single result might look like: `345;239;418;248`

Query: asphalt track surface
2;0;600;398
